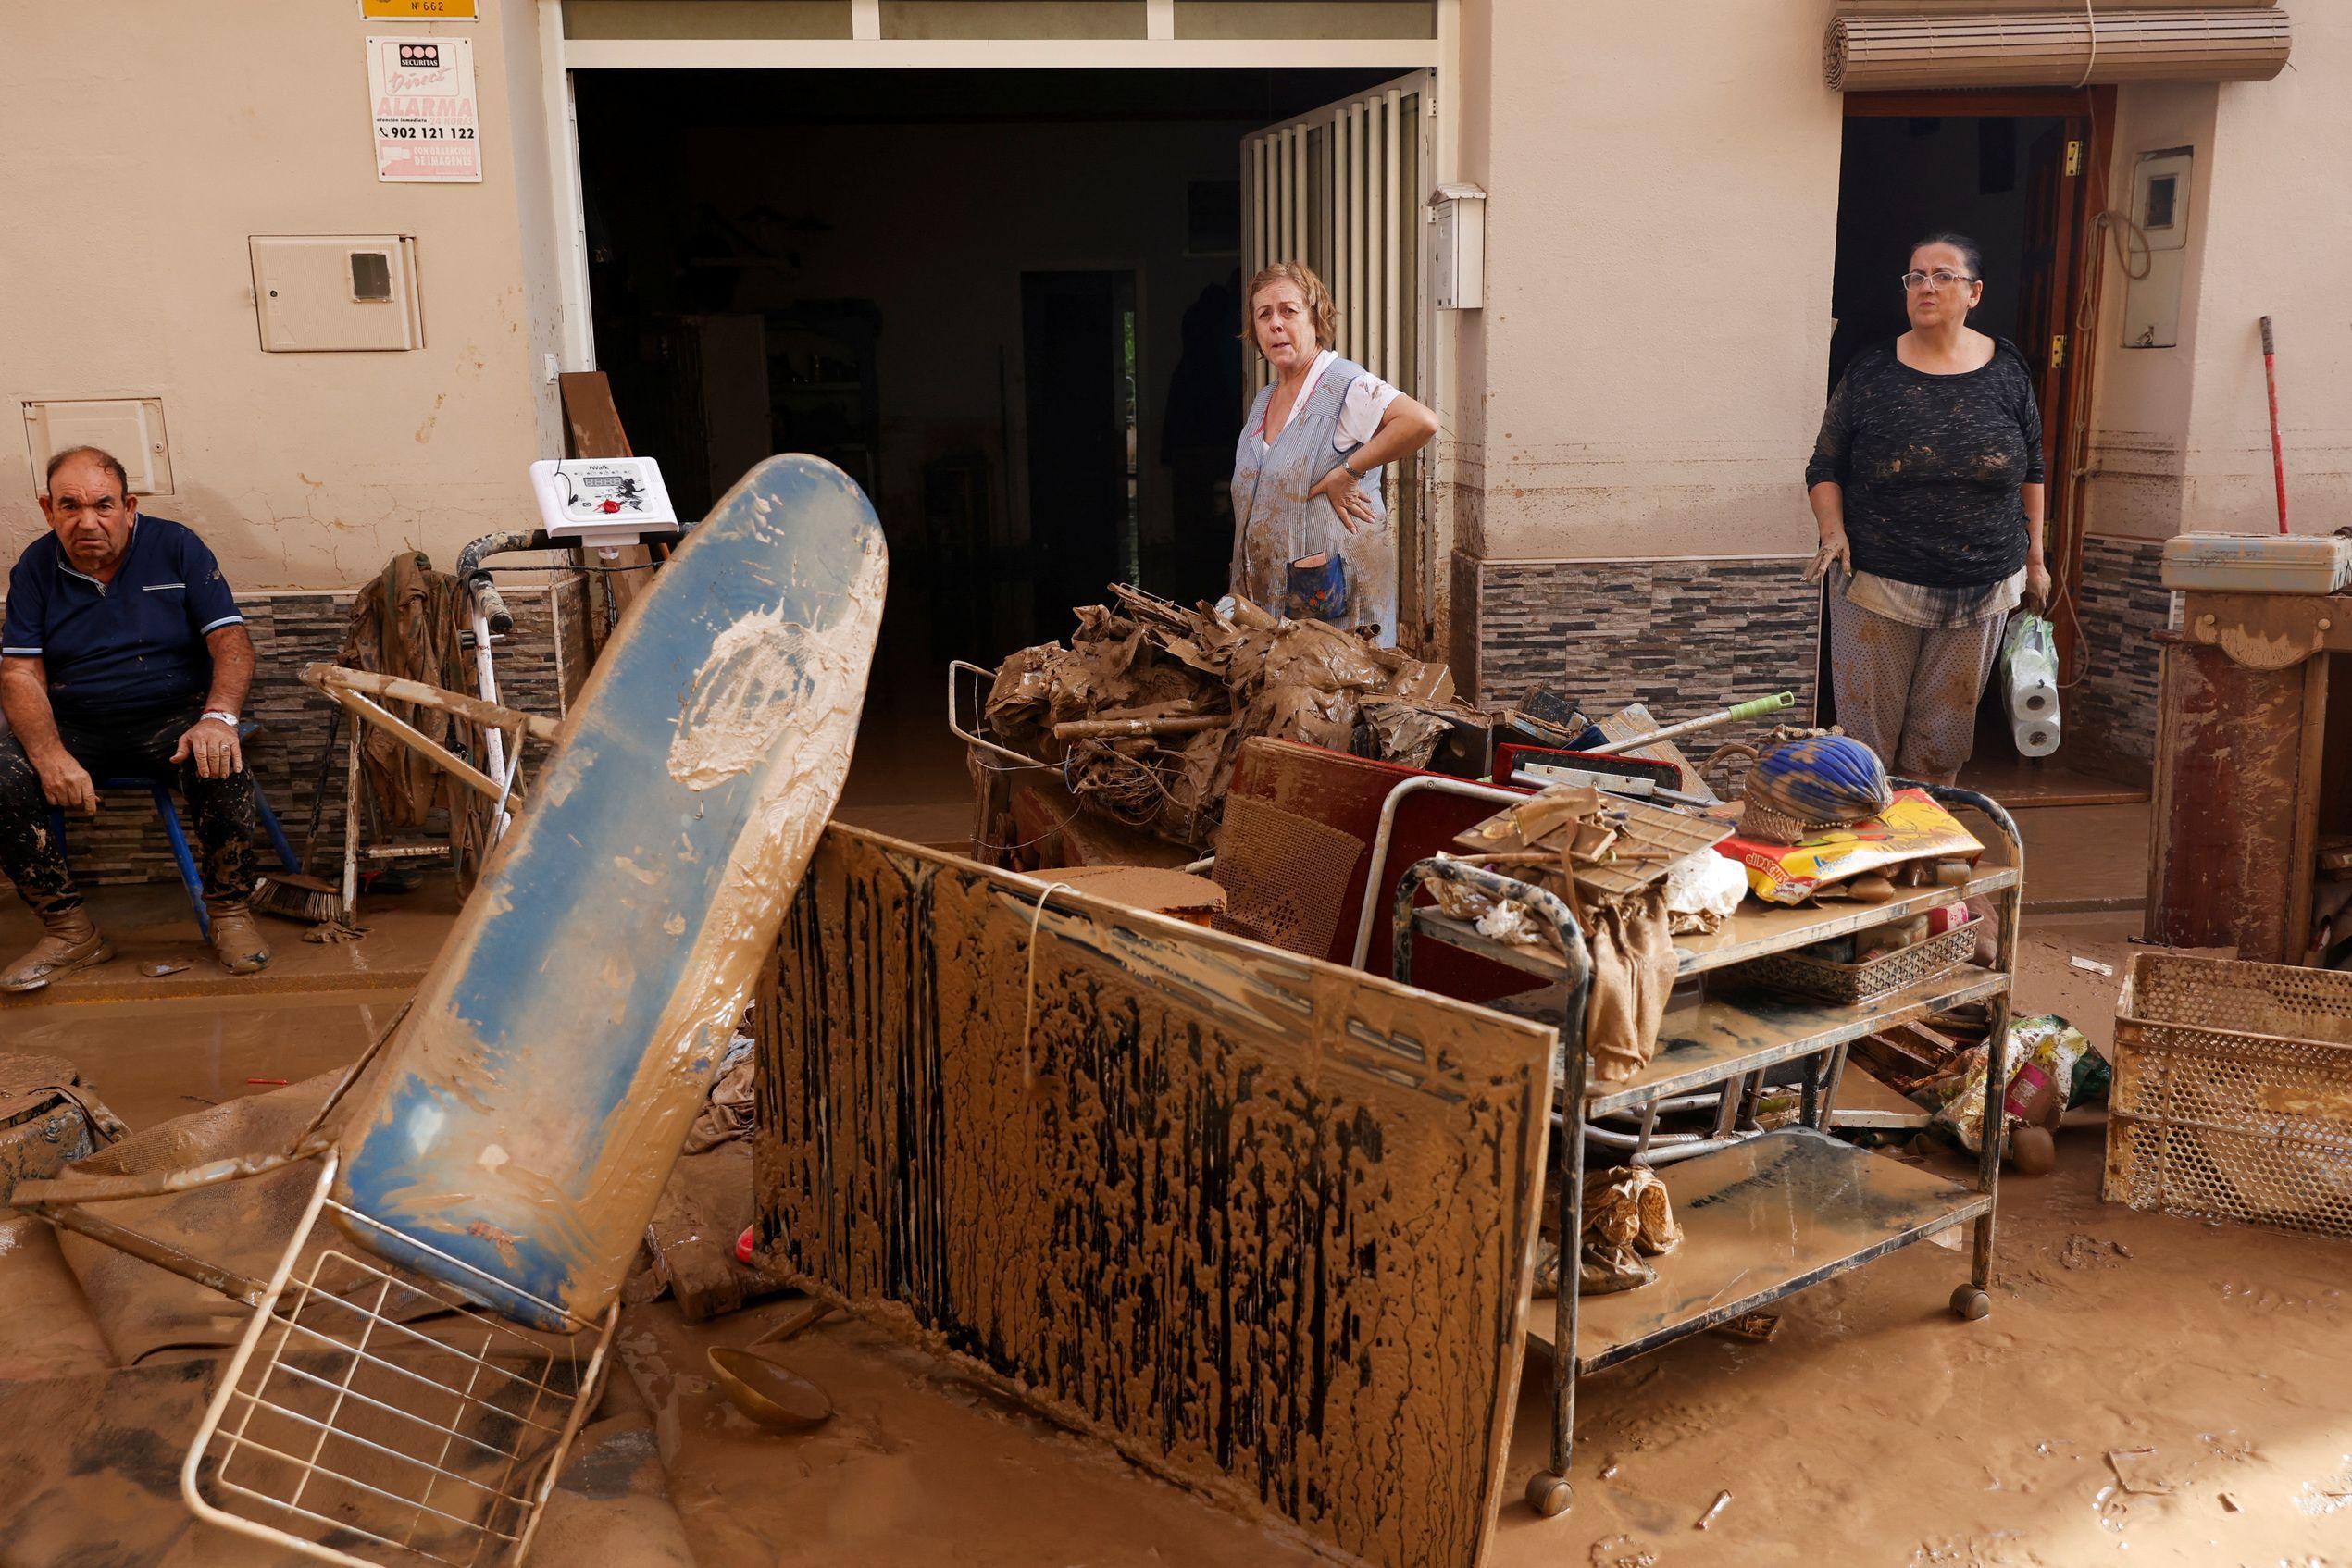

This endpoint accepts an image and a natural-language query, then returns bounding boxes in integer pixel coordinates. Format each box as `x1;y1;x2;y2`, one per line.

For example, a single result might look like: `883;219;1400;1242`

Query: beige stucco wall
0;0;563;591
2021;5;2346;545
1445;0;1844;568
1449;0;2344;567
2173;1;2351;536
8;0;2335;600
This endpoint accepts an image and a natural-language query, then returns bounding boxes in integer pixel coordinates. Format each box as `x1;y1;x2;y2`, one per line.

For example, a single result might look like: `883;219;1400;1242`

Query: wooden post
558;371;654;650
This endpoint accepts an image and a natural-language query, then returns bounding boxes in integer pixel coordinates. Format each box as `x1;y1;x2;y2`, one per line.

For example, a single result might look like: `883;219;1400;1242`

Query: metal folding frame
181;1153;618;1568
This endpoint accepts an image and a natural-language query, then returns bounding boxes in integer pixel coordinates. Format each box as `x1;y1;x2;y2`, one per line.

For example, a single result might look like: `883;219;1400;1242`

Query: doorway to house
571;67;1410;832
1021;269;1138;638
571;70;1411;832
1822;90;2141;803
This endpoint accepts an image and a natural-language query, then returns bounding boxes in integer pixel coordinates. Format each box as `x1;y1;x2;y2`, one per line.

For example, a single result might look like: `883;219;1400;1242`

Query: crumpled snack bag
1930;1014;2090;1153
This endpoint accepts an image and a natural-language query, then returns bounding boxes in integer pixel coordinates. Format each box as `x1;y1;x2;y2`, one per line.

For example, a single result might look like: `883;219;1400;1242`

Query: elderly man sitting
0;445;271;989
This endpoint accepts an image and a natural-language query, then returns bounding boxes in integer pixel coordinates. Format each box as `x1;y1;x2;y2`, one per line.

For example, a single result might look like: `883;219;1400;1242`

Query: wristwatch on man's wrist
202;708;240;728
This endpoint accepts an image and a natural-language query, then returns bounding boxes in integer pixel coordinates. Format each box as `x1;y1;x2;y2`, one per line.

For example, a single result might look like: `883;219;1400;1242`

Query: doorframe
1840;87;2119;684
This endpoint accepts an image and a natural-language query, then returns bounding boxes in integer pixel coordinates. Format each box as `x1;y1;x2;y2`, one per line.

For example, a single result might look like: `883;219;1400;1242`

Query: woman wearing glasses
1803;233;2051;785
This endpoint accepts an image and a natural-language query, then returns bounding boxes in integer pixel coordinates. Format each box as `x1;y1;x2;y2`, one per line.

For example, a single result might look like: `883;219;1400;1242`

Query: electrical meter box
250;235;423;352
2122;149;2193;350
1428;183;1487;310
528;457;679;545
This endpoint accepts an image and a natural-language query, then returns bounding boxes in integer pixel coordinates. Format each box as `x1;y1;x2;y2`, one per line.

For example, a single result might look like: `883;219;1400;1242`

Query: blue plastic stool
48;769;300;942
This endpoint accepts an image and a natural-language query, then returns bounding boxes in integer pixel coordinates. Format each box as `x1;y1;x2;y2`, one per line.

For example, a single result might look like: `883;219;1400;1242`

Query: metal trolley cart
1389;784;2023;1519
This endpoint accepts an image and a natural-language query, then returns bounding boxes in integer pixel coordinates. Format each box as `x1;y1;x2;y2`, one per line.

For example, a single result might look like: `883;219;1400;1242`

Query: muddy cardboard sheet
755;825;1557;1568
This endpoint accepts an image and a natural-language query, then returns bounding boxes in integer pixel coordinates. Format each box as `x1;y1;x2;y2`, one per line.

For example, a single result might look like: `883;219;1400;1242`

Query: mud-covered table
1390;783;2022;1520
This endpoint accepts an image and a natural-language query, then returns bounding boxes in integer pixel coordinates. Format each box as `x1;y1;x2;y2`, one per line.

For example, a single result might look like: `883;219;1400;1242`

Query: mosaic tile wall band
2067;534;2168;778
0;579;583;892
1466;555;1823;725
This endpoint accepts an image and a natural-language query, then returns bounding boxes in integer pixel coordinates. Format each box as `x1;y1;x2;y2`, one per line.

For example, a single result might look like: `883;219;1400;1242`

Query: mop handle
2261;316;2287;534
1588;691;1796;755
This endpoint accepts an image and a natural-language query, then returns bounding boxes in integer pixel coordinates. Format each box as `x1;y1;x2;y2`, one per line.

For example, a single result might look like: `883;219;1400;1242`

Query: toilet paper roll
2013;716;2060;758
2009;680;2059;724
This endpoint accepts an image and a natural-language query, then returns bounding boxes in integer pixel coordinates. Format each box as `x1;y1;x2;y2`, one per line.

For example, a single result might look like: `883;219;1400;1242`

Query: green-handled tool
1588;691;1796;755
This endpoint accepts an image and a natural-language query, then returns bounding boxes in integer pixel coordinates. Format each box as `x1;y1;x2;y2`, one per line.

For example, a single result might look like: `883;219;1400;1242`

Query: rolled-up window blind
1825;8;2290;90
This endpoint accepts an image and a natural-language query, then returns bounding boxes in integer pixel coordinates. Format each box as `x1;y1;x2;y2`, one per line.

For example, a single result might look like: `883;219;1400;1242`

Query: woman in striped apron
1229;261;1438;648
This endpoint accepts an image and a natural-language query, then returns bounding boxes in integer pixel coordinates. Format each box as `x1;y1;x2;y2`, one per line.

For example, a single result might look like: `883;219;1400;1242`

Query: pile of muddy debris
981;586;1477;847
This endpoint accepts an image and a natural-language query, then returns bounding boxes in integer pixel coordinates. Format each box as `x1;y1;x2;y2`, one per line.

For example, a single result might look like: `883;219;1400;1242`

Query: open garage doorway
573;68;1404;836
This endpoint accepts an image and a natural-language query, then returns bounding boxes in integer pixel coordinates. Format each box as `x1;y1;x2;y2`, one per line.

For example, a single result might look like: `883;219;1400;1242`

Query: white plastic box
2159;532;2352;594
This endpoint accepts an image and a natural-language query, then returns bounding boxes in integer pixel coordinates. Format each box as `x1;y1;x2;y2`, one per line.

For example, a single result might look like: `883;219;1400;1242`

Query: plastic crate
1720;920;1977;1007
2106;953;2352;1240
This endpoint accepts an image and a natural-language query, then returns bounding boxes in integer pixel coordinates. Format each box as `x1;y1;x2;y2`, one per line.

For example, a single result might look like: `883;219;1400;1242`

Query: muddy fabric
1582;885;1677;1084
43;1073;352;1365
0;1348;691;1566
1805;338;2044;589
0;703;257;915
1827;585;2008;778
682;1042;756;1155
1846;563;2025;630
338;550;472;831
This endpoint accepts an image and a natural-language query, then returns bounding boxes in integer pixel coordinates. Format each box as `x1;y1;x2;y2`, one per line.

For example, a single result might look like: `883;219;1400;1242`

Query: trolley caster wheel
1950;1284;1990;1321
1525;1472;1574;1517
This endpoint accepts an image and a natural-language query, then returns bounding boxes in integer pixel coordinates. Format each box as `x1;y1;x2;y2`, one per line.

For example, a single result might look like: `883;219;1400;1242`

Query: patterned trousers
1826;591;2007;780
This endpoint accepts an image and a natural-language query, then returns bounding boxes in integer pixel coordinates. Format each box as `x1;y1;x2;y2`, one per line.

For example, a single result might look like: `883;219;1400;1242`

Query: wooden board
2148;642;2307;960
333;456;887;1331
558;370;655;639
641;1142;793;1324
755;826;1559;1568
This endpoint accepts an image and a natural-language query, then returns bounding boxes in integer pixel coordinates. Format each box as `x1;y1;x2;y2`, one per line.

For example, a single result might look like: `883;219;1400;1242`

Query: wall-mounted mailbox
249;234;423;352
2122;148;2193;350
1428;182;1487;311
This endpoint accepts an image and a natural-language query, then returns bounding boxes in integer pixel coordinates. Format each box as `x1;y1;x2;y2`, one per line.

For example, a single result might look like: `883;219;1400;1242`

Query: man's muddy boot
207;899;272;976
0;905;113;993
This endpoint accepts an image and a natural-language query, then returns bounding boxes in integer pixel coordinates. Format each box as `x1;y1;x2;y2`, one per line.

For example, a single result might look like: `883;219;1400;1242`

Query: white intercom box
1429;183;1487;310
528;457;679;545
2122;148;2194;350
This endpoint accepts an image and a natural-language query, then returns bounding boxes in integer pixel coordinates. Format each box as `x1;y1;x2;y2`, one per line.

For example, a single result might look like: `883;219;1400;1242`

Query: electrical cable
1018;881;1076;1089
2073;0;2099;90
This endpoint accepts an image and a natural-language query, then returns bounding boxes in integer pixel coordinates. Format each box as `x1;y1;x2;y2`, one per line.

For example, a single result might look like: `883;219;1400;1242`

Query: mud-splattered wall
755;827;1557;1568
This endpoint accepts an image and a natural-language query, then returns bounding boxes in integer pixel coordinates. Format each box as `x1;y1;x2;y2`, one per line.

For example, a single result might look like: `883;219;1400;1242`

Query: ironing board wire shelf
183;1155;619;1568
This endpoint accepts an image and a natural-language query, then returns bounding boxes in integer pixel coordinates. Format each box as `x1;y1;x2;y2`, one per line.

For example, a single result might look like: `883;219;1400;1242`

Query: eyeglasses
1901;269;1979;292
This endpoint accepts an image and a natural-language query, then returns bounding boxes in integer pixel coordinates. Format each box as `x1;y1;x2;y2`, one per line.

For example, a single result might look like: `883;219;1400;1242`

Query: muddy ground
2;837;2347;1567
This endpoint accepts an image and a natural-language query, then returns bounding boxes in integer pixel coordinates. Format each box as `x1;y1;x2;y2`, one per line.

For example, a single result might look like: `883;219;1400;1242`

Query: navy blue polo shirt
2;516;243;720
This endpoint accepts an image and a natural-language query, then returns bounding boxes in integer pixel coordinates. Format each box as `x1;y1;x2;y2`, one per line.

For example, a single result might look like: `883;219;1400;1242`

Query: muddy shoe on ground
206;900;273;976
0;905;114;992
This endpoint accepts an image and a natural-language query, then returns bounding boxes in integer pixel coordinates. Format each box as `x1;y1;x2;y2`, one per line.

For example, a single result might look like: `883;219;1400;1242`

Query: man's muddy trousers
0;703;258;915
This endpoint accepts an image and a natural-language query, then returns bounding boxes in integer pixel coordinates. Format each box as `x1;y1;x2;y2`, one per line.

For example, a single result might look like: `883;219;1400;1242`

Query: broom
252;707;348;924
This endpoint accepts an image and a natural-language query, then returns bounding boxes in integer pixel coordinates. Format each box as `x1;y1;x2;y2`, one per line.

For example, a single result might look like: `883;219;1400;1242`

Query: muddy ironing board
168;454;885;1567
